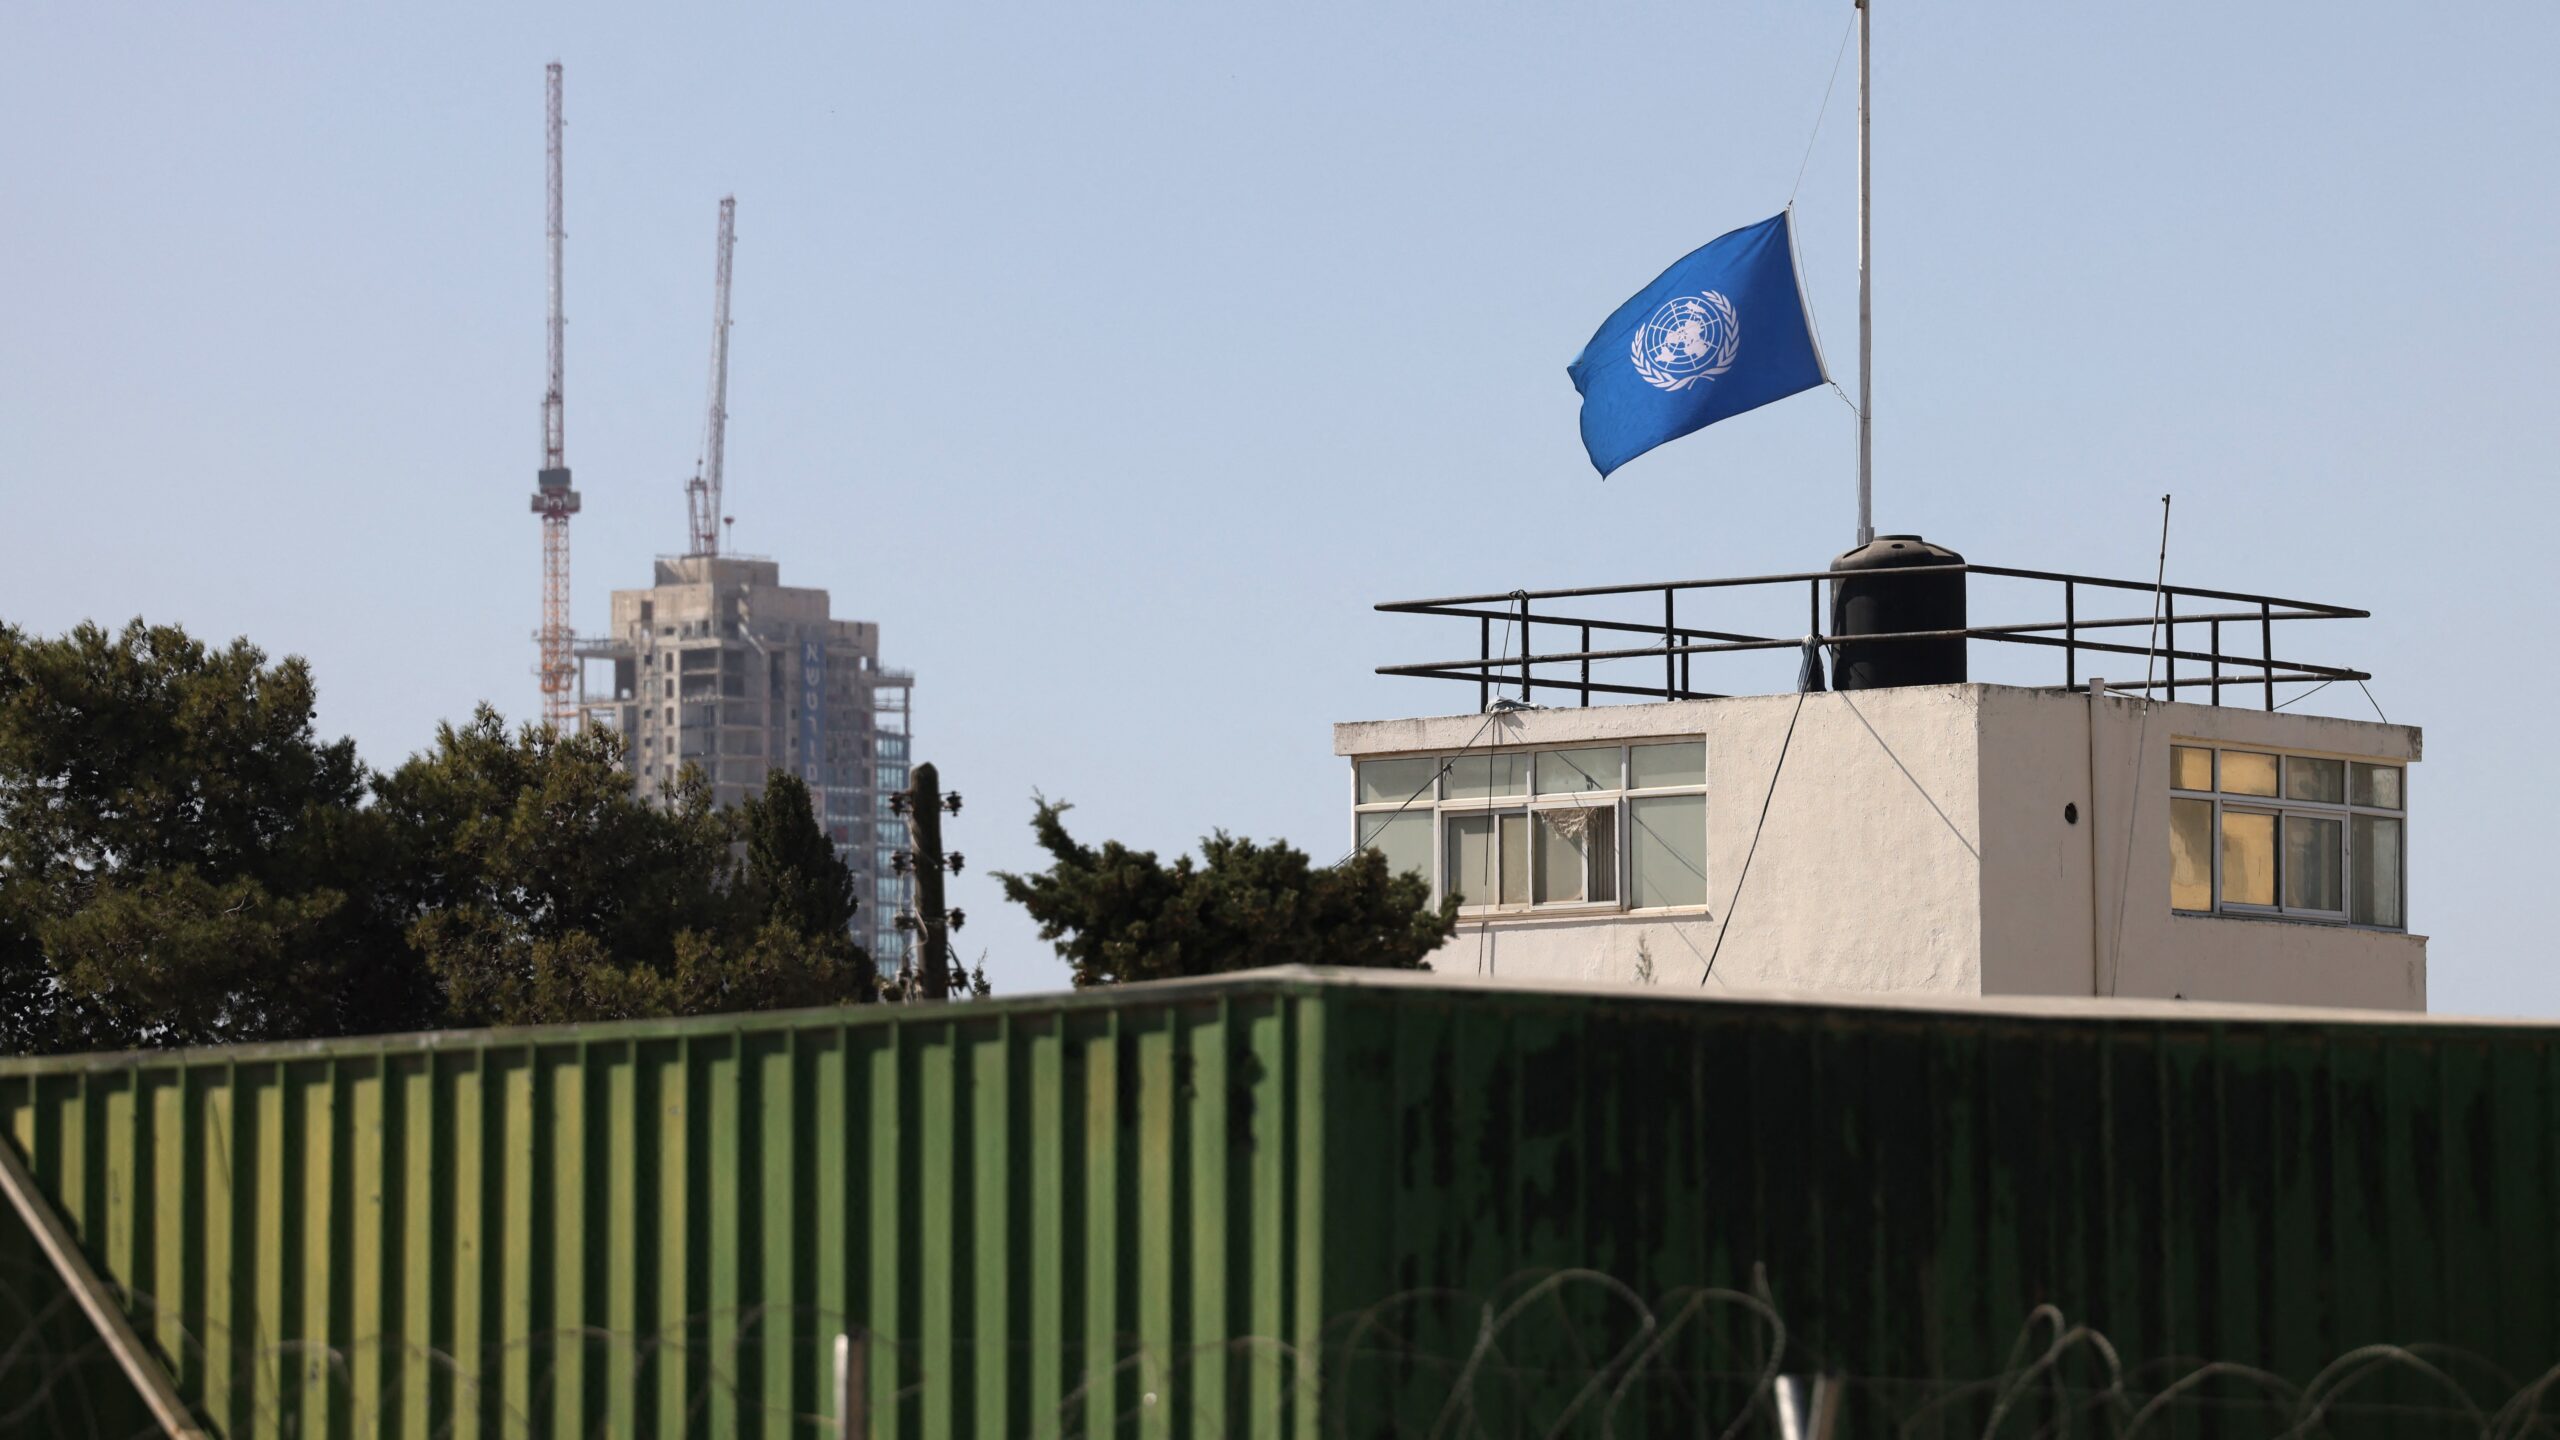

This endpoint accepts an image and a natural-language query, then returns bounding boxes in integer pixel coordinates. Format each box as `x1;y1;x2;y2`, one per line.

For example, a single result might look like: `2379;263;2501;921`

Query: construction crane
532;61;582;727
685;197;736;557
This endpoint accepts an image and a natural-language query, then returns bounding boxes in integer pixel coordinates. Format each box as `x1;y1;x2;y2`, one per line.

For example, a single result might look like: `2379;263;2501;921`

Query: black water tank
1829;534;1966;690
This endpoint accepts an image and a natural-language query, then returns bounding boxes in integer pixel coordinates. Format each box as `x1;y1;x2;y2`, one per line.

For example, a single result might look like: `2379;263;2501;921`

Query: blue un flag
1567;211;1828;477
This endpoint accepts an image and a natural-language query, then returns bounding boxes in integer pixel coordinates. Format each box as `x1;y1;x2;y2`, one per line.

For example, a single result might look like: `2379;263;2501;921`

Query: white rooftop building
1340;543;2420;1010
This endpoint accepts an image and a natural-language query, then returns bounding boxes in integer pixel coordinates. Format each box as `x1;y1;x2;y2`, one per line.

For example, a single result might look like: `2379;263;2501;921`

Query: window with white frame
2167;744;2405;928
1349;740;1708;914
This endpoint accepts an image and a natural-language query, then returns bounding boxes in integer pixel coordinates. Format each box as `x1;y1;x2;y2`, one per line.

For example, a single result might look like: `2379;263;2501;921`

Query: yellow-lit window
2169;798;2213;911
2171;746;2214;792
2221;751;2279;797
2168;745;2406;928
2220;810;2277;907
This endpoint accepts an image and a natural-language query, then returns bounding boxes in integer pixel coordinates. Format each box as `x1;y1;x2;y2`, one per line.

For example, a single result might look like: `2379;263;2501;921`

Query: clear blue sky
4;4;2551;1010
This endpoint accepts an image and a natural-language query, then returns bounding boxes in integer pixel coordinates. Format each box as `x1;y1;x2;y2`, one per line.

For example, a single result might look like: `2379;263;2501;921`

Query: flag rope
1789;10;1859;207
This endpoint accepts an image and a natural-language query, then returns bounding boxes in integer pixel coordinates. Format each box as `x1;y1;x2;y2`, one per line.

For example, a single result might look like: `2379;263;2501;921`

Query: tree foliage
0;621;876;1054
0;620;422;1051
994;798;1454;987
741;771;864;944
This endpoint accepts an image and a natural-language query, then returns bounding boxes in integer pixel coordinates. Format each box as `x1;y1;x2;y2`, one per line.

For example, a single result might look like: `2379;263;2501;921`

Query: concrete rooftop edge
1333;683;2423;759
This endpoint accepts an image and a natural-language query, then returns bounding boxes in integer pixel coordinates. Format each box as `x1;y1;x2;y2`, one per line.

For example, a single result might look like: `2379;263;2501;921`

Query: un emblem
1630;291;1740;392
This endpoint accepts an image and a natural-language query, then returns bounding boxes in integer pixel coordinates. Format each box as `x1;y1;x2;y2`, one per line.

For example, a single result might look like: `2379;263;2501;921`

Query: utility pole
893;763;966;1000
533;61;582;726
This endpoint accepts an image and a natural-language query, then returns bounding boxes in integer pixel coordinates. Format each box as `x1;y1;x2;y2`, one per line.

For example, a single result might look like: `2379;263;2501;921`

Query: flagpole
1855;0;1874;547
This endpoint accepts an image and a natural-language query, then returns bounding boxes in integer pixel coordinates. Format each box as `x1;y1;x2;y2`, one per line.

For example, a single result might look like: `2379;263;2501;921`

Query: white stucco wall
1971;686;2098;997
1336;683;2426;1010
1337;687;1987;996
2071;687;2425;1009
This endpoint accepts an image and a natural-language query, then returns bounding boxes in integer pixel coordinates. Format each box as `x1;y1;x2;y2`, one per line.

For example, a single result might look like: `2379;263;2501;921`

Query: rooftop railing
1375;562;2371;713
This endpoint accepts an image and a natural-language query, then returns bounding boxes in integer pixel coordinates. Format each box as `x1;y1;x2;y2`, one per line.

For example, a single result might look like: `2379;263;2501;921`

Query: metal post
1664;589;1676;700
1518;591;1532;702
1478;615;1490;713
2064;580;2077;689
1854;0;1874;547
835;1332;868;1439
2261;602;2275;711
2211;618;2222;707
0;1136;207;1437
2163;590;2176;700
1580;623;1591;707
1776;1373;1844;1440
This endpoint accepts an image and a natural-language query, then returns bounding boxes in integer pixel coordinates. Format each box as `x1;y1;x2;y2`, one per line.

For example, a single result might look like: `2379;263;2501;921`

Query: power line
1330;707;1504;872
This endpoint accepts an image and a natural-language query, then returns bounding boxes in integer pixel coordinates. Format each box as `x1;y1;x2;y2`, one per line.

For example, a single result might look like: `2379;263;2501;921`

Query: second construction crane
532;61;582;726
685;197;736;557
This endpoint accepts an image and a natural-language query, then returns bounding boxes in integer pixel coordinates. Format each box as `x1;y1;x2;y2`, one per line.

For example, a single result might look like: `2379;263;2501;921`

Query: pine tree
0;620;428;1051
994;798;1456;988
380;714;877;1026
0;620;890;1050
741;771;864;943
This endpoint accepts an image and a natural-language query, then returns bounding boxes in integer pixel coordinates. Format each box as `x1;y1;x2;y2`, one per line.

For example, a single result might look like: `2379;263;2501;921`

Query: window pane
1443;752;1529;800
2169;797;2213;911
1497;813;1529;906
1534;811;1588;903
1444;814;1495;907
1629;794;1708;908
1359;811;1432;880
2221;752;2278;797
1529;806;1617;904
2351;763;2403;810
2351;815;2403;927
2220;810;2277;906
2284;756;2345;804
1628;741;1706;789
1536;747;1621;794
1357;755;1439;806
2171;746;2214;792
2284;815;2343;912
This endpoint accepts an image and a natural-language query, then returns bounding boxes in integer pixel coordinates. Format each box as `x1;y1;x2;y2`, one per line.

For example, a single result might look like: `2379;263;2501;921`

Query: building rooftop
1372;548;2375;712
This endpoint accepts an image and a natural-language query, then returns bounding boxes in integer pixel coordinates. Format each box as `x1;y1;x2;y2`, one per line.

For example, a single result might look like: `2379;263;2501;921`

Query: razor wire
6;1265;2560;1438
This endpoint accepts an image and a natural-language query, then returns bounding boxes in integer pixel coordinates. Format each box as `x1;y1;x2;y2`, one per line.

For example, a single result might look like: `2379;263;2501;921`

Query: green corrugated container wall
0;987;1328;1439
3;969;2556;1438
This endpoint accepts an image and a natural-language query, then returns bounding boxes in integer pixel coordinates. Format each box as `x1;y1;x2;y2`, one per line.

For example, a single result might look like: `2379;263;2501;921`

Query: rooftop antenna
685;196;737;557
532;61;583;727
2141;494;2173;697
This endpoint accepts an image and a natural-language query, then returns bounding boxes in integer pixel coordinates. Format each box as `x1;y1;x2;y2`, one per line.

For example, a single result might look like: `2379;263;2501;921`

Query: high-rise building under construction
584;558;914;966
560;191;915;968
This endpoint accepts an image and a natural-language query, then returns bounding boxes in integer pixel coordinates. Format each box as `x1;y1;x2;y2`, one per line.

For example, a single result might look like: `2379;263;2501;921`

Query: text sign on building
799;641;823;785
